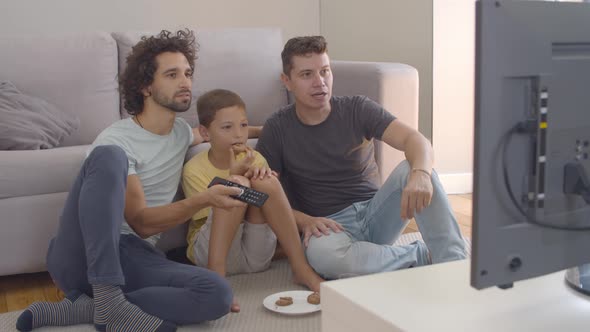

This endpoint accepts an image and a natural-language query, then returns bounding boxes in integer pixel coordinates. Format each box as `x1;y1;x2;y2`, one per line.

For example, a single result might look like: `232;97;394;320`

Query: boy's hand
205;185;246;209
228;146;255;176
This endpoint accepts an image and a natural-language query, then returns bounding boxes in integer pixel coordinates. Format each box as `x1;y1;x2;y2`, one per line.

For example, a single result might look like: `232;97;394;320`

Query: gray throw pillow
0;81;79;150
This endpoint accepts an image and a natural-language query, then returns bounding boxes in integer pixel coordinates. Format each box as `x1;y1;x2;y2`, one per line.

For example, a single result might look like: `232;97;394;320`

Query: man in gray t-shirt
256;36;467;280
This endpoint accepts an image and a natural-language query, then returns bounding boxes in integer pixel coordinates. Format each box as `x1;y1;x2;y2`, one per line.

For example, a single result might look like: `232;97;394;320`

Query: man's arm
191;127;205;146
381;120;433;173
124;174;245;238
248;125;262;138
380;120;434;219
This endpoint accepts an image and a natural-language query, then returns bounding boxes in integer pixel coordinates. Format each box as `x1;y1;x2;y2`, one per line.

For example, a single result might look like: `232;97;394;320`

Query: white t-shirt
88;117;194;246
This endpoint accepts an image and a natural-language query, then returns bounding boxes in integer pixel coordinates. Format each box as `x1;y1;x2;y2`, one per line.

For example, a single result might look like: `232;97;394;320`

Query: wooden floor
0;194;473;314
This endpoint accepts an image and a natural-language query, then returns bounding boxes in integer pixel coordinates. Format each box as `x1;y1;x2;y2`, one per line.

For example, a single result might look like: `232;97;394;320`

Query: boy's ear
198;125;210;142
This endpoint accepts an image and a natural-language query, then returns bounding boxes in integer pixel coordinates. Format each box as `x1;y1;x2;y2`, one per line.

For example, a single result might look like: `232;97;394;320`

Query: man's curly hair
120;29;198;115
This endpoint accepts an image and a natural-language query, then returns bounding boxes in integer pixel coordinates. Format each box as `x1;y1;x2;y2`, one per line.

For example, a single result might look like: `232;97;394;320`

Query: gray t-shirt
88;117;194;246
256;95;395;217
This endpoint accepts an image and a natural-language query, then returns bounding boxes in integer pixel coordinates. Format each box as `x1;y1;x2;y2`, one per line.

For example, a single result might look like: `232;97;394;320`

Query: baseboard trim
438;172;472;194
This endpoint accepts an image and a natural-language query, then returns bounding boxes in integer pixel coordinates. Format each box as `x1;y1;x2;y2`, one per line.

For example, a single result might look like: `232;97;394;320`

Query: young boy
182;89;324;312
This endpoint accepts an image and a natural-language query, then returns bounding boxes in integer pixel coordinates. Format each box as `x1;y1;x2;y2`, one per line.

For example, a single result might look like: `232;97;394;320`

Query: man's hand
299;215;344;247
244;165;277;180
228;146;255;175
205;184;246;209
400;171;433;220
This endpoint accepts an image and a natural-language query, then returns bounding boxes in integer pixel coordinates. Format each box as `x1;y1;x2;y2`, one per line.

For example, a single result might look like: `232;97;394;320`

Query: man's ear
198;125;210;142
141;86;152;97
280;73;291;92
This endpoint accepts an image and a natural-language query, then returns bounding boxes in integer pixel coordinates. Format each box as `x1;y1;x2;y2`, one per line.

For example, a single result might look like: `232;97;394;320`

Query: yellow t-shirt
182;149;268;263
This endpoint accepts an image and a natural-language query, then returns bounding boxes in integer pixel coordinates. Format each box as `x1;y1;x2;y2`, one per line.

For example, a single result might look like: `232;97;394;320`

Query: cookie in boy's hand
275;296;293;306
307;292;320;305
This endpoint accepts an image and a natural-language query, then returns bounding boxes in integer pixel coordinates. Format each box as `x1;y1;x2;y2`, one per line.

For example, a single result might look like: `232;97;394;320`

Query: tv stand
321;260;590;332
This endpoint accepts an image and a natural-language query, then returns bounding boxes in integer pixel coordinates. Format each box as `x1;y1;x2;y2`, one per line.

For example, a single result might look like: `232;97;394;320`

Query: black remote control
207;177;269;208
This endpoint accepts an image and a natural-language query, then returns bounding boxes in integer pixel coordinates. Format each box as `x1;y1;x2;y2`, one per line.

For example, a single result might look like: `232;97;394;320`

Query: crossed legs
305;160;467;279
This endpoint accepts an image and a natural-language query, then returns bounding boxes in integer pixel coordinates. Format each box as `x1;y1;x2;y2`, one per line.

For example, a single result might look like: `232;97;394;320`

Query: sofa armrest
331;61;419;184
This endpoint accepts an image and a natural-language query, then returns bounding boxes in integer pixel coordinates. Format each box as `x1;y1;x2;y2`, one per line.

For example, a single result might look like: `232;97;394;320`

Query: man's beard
152;90;192;113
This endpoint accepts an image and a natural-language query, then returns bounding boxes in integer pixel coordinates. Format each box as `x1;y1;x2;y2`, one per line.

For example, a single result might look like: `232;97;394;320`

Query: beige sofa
0;28;419;277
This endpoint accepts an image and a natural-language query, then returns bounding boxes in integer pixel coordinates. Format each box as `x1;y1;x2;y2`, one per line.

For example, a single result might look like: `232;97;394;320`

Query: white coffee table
321;260;590;332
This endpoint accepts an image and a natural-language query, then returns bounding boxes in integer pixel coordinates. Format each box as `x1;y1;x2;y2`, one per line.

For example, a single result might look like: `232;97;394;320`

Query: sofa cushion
112;28;288;127
0;145;88;199
0;81;80;150
0;32;120;146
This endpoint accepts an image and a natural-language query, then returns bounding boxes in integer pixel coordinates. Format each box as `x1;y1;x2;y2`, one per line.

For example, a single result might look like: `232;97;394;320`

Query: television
471;0;590;292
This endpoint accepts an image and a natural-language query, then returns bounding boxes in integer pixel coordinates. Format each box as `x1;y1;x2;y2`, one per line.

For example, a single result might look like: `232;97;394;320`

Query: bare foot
272;243;287;261
231;298;240;313
293;269;324;292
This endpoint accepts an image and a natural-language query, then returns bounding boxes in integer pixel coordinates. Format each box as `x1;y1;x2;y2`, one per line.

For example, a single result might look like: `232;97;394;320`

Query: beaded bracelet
411;168;431;177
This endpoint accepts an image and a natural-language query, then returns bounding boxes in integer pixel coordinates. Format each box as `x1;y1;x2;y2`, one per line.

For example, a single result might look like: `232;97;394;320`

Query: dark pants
46;145;232;325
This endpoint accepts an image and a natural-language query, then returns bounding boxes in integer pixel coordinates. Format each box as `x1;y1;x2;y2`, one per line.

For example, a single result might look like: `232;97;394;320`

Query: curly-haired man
16;30;242;332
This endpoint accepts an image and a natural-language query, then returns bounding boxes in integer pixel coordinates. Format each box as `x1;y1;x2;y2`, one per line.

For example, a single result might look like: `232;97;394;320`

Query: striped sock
92;284;176;332
15;290;94;332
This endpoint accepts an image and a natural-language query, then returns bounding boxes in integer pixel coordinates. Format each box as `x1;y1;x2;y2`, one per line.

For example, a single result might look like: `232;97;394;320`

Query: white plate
263;290;321;315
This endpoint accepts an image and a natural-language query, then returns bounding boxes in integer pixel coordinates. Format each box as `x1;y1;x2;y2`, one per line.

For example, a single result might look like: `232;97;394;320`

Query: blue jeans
46;145;232;324
305;161;467;279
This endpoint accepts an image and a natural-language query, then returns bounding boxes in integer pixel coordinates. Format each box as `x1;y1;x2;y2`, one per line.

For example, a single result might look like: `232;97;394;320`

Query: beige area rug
0;233;471;332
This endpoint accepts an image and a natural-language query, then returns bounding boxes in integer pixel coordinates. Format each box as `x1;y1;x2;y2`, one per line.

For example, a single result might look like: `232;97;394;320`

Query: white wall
432;0;475;193
321;0;476;194
319;0;433;139
0;0;320;41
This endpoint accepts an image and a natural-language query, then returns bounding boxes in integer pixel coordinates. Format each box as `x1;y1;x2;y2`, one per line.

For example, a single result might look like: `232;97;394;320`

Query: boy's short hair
281;36;328;77
197;89;246;127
